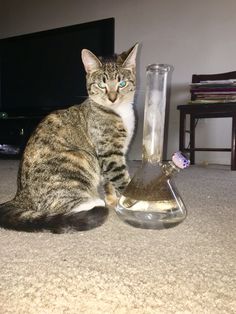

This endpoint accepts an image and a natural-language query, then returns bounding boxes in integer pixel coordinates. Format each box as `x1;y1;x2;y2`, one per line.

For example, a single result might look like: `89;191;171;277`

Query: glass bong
115;64;190;229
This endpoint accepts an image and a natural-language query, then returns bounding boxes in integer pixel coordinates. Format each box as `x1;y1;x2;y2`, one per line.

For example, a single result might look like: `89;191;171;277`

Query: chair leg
179;111;186;152
231;114;236;170
190;115;195;165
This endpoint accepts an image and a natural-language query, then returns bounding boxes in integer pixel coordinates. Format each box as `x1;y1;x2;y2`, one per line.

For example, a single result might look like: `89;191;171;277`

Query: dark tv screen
0;18;114;116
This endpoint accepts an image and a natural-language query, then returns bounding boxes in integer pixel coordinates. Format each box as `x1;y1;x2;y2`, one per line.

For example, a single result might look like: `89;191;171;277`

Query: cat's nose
108;92;117;103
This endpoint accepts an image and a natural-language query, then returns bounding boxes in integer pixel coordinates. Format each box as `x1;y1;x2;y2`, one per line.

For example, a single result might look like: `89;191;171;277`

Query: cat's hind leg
70;198;105;213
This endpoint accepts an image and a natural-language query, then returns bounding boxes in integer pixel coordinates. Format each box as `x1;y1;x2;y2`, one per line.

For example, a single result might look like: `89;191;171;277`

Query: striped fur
0;44;138;232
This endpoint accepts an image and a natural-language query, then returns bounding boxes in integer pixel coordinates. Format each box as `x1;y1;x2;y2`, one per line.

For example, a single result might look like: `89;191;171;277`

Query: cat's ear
120;43;139;70
81;49;102;73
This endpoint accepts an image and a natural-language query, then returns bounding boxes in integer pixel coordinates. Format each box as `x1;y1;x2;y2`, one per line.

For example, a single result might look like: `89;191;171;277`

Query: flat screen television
0;18;114;116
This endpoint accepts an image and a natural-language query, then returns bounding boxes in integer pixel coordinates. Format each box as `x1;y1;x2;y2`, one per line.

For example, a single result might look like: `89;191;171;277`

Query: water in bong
116;157;187;229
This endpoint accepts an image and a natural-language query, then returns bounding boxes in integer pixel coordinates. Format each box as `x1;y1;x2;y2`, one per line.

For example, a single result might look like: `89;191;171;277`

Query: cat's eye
119;80;127;88
98;82;106;89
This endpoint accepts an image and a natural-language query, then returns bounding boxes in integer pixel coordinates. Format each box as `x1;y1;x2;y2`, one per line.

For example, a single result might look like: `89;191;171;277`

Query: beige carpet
0;159;235;314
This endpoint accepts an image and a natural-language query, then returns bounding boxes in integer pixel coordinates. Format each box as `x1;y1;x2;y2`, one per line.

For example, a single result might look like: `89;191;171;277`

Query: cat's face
82;44;138;108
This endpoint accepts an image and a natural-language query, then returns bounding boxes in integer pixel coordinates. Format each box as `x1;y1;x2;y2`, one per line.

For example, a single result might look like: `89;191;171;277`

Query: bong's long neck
142;64;172;163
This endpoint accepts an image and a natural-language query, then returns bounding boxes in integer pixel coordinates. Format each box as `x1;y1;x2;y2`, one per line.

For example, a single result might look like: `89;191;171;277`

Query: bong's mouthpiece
172;151;190;169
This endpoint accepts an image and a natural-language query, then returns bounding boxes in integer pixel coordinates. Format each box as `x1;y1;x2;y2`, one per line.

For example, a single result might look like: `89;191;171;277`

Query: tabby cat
0;44;138;233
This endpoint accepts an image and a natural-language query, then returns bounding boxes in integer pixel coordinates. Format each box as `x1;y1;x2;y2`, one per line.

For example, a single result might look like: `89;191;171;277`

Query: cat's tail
0;200;108;233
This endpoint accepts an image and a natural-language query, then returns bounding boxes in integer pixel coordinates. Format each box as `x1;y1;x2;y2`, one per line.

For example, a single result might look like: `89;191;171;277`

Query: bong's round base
115;205;187;230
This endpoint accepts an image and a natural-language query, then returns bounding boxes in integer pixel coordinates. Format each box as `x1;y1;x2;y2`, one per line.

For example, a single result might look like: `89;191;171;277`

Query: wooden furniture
177;103;236;170
177;71;236;170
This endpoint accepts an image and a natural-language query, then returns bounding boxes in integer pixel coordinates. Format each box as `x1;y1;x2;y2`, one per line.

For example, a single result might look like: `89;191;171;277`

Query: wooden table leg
190;114;195;165
231;114;236;170
179;110;186;152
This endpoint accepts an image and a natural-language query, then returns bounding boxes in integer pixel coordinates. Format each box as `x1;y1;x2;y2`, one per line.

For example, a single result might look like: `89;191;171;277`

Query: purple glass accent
172;151;190;169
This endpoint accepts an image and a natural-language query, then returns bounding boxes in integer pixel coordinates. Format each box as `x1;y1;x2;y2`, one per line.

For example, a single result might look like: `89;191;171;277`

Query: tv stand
0;115;44;156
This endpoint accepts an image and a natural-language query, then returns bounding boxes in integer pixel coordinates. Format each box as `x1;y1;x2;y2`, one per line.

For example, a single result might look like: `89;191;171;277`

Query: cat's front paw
105;194;118;209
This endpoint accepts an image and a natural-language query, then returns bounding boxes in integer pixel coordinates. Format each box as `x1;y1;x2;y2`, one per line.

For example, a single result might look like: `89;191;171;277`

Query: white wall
1;0;236;164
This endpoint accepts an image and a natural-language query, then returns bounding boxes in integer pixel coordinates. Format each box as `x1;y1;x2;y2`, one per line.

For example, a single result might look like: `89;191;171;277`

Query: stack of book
189;79;236;104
